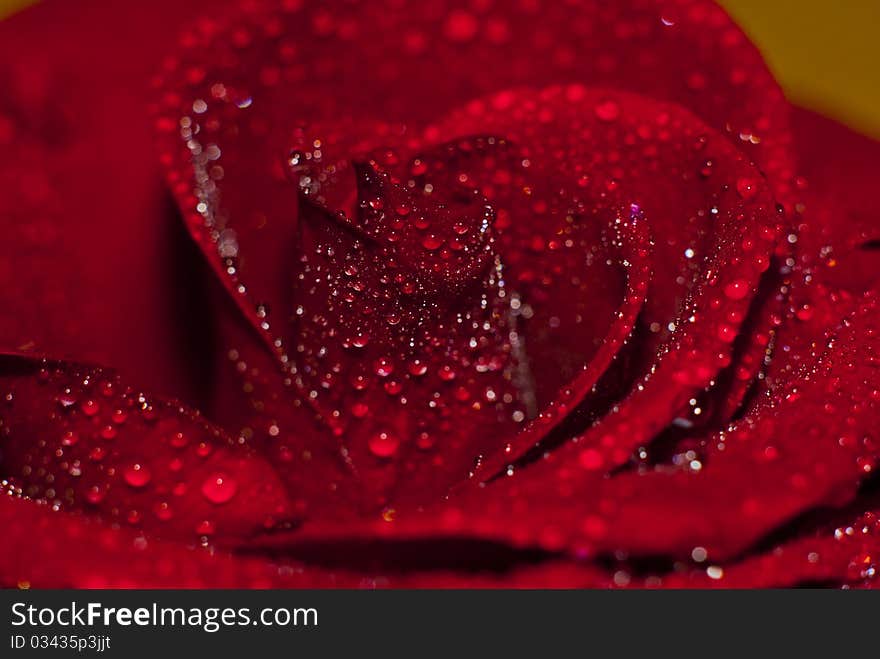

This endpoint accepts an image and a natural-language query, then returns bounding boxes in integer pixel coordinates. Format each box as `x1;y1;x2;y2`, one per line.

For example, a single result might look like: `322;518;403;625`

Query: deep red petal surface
0;0;243;406
1;0;878;588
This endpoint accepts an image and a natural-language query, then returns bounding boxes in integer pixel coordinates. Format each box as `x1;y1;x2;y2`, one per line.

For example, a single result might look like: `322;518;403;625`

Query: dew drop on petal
374;357;394;378
384;380;403;396
368;431;400;458
421;234;444;250
85;485;106;505
80;399;99;416
796;305;814;321
201;472;238;504
123;463;152;488
735;177;758;200
350;333;370;349
196;520;216;536
717;324;736;342
594;99;620;122
438;365;456;381
154;502;174;521
56;391;76;409
408;360;428;376
723;279;749;300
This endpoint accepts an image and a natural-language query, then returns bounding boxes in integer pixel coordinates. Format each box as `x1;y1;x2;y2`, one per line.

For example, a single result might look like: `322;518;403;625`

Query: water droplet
594;99;620;122
80;399;99;416
438;365;457;381
723;279;749;300
374;357;395;377
196;520;216;536
154;502;174;521
717;324;736;342
706;565;725;580
123;463;152;488
350;373;369;391
408;360;428;377
349;333;370;349
416;432;435;450
421;234;444;250
57;391;76;409
368;431;400;458
141;405;157;422
796;305;814;321
201;473;238;504
85;485;106;505
735;177;757;200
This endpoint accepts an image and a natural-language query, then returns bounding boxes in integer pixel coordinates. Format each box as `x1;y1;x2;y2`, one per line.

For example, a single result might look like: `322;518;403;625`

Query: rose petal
0;495;356;588
256;293;877;567
755;110;880;396
0;354;292;544
8;0;874;588
439;87;782;484
2;492;621;588
464;293;877;559
662;508;880;588
788;108;880;294
0;0;234;405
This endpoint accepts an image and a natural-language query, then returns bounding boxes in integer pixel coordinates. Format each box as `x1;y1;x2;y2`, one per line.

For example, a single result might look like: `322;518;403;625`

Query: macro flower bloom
0;0;878;588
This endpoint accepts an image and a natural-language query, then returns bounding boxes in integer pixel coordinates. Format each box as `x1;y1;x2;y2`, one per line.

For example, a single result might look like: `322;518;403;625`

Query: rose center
288;155;528;471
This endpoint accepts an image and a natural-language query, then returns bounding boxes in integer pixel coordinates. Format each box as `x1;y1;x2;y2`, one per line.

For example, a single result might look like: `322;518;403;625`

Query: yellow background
1;0;878;138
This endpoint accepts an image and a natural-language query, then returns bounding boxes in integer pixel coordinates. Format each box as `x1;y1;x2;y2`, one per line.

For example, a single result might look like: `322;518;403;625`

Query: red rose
0;0;878;588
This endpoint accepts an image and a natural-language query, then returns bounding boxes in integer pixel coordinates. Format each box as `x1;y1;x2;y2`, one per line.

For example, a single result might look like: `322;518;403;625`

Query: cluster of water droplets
286;153;530;459
0;361;277;545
